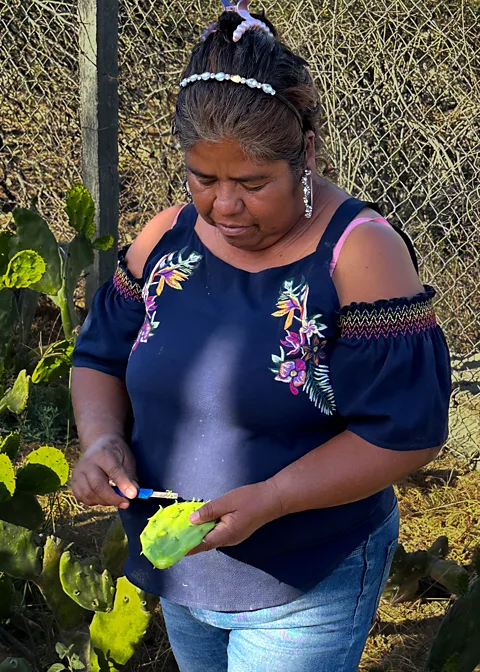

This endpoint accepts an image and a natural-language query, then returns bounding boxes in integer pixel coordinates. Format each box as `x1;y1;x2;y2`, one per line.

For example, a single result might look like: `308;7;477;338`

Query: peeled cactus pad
3;250;46;289
16;446;69;495
0;454;15;503
59;550;115;612
140;501;216;570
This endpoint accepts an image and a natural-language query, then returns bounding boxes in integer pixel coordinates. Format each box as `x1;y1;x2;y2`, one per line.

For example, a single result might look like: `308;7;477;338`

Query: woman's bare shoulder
332;217;424;307
125;205;183;279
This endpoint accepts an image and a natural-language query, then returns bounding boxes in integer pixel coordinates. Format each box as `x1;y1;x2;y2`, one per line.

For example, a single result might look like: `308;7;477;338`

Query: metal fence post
79;0;119;307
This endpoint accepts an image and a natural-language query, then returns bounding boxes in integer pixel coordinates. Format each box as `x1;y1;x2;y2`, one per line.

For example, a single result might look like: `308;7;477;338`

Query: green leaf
0;454;15;503
55;642;70;659
0;231;13;276
0;433;19;461
92;235;114;251
32;340;74;384
0;491;44;530
65;184;96;238
0;370;31;415
11;207;62;295
70;655;85;670
3;250;46;289
303;364;336;416
16;446;69;495
47;664;66;672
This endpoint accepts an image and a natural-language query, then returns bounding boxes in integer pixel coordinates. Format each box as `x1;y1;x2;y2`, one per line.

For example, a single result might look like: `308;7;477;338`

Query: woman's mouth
215;222;251;236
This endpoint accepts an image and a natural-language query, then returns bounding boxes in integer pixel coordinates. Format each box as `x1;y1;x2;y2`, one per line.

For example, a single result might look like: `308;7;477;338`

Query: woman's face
186;137;312;251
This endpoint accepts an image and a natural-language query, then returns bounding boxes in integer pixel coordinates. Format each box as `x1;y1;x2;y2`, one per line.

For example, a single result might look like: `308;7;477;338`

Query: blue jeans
160;503;399;672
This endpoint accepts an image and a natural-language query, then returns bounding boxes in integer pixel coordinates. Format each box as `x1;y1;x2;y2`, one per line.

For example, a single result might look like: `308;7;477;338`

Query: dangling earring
181;173;192;202
301;169;313;219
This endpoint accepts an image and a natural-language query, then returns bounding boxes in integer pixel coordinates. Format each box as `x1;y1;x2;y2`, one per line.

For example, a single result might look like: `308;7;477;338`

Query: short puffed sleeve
73;247;146;380
329;286;451;450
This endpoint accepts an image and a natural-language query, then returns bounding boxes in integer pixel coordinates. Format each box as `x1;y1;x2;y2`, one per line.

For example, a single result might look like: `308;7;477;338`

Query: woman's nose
213;183;244;217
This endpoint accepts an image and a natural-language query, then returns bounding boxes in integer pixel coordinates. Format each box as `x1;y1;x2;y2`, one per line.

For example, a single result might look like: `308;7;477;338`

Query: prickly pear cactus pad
0;454;15;503
59;550;115;612
0;370;30;415
0;658;31;672
16;446;69;495
89;576;157;672
0;432;20;460
65;184;95;238
3;250;46;289
0;520;42;579
140;501;217;570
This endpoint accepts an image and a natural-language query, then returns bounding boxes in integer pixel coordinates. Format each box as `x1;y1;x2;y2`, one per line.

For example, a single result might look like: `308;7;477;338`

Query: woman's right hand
70;434;138;509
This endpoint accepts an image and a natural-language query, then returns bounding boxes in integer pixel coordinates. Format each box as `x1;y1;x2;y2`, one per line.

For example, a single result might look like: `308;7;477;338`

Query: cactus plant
0;571;14;619
89;576;158;672
0;432;20;460
0;454;15;503
37;537;88;631
0;659;31;672
0;519;42;579
1;250;46;290
100;515;128;578
0;370;30;415
425;567;480;671
32;340;74;385
385;536;469;604
16;446;69;496
59;551;115;613
12;184;113;342
140;500;217;570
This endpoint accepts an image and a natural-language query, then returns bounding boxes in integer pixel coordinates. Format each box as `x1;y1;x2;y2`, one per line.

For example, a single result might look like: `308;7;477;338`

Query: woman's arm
70;206;182;509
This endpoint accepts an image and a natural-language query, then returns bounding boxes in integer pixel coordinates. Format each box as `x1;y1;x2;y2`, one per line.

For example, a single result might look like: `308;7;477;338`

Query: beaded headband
201;0;273;43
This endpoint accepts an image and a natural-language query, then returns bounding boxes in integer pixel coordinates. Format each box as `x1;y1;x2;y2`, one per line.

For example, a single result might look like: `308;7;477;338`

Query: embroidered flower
281;330;305;356
270;277;336;415
272;295;302;330
132;318;152;352
144;295;156;317
303;335;326;366
274;359;307;395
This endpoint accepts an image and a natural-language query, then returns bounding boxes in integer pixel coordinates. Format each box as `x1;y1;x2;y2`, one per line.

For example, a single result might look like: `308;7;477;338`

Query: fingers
101;449;138;499
189;498;221;525
186;520;233;556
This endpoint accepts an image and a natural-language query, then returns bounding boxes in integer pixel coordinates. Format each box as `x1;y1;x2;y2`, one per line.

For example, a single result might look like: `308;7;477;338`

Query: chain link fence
1;0;479;462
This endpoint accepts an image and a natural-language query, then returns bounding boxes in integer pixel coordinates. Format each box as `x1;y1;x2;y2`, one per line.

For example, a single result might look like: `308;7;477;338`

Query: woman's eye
243;184;266;192
197;179;215;187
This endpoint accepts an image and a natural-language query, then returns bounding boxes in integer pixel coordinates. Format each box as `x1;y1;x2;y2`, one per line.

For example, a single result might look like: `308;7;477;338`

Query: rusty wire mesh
1;0;479;462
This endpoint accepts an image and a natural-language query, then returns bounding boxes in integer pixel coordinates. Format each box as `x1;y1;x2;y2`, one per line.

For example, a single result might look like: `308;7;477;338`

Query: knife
112;484;179;500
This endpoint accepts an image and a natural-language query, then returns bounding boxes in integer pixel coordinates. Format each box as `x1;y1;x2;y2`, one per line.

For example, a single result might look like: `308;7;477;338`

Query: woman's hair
174;11;328;178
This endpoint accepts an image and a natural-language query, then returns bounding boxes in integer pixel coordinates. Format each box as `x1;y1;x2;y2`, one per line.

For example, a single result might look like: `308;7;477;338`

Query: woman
71;4;451;671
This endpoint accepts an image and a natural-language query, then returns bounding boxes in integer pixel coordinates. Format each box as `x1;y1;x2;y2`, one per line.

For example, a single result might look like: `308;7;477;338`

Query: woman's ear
304;131;316;172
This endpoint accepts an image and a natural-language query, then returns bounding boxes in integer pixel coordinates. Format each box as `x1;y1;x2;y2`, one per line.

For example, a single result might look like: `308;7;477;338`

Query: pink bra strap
170;204;187;229
329;216;391;276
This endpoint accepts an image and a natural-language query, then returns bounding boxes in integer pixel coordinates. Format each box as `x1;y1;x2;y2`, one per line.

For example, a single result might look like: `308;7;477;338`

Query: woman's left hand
186;481;284;556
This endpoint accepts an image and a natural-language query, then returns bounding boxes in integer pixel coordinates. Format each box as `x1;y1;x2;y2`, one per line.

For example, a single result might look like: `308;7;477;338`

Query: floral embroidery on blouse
270;278;336;415
339;295;437;340
131;248;202;351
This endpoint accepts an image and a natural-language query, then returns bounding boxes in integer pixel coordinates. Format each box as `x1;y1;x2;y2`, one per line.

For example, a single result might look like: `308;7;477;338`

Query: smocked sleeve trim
112;245;144;303
338;286;437;339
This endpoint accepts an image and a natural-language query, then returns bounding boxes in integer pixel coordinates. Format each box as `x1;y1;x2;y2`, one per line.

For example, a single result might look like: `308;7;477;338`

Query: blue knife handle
113;485;153;499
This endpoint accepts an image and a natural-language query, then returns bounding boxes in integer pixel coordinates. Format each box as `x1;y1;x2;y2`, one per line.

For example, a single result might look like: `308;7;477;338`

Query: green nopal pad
0;491;44;530
0;519;42;579
36;537;88;631
89;576;157;672
0;370;30;415
0;454;15;503
0;432;20;460
16;446;69;495
3;250;46;289
0;659;31;672
59;551;115;612
100;515;128;578
140;501;217;570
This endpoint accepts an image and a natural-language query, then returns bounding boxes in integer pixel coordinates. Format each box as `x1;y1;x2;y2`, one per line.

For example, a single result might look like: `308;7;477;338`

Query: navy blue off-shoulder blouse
73;198;451;611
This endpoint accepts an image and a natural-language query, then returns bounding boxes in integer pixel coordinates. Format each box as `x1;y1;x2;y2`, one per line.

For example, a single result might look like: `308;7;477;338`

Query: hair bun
216;9;277;41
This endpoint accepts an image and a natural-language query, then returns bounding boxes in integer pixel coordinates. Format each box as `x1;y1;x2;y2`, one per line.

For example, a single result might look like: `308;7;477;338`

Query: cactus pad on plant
2;250;46;289
16;446;69;495
65;184;96;239
0;370;30;415
0;519;42;579
59;551;115;612
36;537;88;631
0;454;15;503
89;576;158;672
0;659;31;672
140;501;217;570
0;491;44;530
0;432;20;460
32;340;74;384
100;515;128;578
